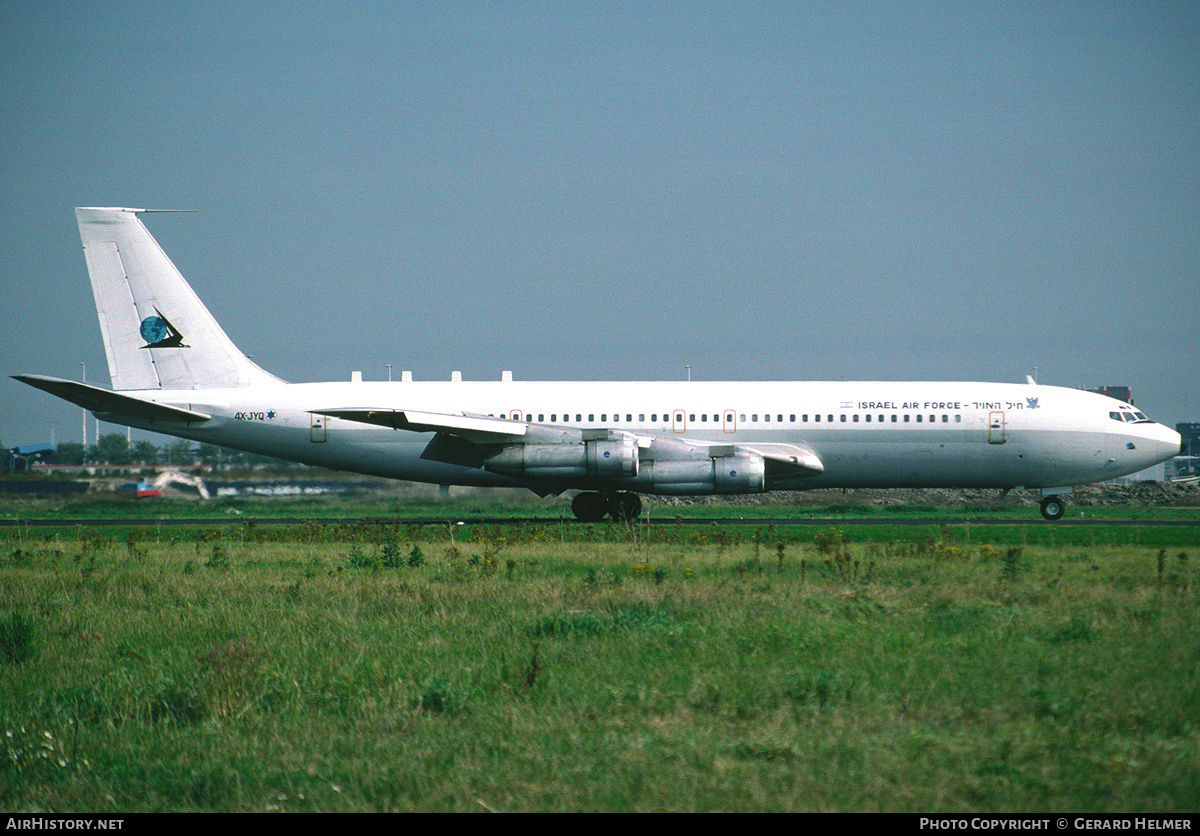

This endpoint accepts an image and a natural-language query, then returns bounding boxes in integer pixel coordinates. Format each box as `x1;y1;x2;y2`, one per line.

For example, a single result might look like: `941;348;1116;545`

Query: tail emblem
140;309;189;348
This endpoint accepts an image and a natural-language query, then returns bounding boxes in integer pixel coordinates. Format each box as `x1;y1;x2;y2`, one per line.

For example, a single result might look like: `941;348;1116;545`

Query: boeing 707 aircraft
14;208;1185;521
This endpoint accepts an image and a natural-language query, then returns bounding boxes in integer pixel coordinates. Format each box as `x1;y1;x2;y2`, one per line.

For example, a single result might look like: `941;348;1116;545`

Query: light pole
80;362;87;450
386;364;392;382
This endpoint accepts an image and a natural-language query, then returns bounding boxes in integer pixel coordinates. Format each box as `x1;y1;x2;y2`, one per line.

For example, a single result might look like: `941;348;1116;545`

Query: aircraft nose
1135;423;1185;469
1161;426;1185;462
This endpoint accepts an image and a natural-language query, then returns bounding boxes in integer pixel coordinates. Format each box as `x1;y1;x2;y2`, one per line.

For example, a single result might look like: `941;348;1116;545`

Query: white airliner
14;208;1184;521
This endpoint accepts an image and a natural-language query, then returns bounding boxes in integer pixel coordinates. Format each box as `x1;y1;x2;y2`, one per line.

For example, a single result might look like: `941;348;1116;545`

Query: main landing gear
1039;495;1066;521
571;491;643;522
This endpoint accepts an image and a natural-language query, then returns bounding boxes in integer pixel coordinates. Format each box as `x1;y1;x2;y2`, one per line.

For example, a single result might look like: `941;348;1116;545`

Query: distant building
1170;423;1200;480
5;443;56;473
1084;385;1133;404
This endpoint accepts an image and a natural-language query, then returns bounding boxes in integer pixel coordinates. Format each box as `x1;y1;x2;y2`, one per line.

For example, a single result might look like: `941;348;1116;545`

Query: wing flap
13;375;211;423
312;408;528;441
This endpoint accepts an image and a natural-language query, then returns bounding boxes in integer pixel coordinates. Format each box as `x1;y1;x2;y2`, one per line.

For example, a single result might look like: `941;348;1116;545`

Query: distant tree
132;440;159;465
95;434;132;465
56;442;85;466
198;444;224;469
162;439;197;466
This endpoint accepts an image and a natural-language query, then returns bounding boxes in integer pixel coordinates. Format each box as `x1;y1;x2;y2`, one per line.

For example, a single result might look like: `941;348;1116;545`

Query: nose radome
1156;425;1185;462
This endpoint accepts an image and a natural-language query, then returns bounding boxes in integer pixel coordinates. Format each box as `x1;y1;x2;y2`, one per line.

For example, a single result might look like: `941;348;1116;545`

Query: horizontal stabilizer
12;375;211;423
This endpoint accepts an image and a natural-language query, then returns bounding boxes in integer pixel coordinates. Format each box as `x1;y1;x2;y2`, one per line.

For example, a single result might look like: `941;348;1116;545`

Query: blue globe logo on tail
139;309;188;348
139;316;167;344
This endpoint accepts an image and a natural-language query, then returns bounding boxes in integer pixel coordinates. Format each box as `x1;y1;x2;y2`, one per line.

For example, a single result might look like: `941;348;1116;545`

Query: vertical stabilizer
76;207;282;391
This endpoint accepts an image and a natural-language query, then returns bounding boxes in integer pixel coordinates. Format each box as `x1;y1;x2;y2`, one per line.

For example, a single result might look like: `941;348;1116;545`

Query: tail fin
76;207;282;391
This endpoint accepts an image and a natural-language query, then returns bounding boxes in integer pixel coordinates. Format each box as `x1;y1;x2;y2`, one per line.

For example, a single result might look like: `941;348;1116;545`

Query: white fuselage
113;378;1182;493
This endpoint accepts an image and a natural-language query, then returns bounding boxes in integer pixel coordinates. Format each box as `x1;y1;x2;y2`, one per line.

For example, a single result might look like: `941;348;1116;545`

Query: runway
2;515;1196;528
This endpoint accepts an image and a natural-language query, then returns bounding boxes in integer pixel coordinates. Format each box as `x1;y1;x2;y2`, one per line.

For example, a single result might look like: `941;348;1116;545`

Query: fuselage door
988;411;1006;445
672;409;686;433
723;410;736;433
311;413;327;443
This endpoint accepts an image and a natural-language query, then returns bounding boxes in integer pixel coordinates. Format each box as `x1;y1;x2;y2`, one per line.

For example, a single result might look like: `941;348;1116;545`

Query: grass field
2;495;1199;812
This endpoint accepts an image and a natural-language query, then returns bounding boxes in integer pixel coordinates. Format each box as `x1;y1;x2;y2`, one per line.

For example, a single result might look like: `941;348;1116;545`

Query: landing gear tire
571;492;608;523
1040;495;1066;521
609;492;642;522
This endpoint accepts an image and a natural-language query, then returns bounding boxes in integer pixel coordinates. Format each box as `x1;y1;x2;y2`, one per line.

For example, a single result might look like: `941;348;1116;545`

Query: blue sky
1;1;1197;449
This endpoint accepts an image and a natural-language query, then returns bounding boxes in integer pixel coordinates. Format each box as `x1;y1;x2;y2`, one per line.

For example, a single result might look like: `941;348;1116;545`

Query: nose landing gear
1039;495;1066;521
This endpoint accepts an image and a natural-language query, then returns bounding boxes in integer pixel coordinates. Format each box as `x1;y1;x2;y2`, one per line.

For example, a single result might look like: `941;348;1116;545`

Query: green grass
2;505;1199;811
6;488;1198;524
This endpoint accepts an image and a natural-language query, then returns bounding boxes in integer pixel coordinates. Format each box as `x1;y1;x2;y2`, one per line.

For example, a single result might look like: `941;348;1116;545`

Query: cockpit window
1110;409;1153;424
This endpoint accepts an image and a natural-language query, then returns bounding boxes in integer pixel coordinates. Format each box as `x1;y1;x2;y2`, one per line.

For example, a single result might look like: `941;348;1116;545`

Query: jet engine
484;436;639;480
623;453;766;494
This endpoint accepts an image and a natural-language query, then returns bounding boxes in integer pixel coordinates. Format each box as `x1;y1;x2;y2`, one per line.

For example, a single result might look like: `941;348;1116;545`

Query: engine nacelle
484;437;639;480
621;453;765;495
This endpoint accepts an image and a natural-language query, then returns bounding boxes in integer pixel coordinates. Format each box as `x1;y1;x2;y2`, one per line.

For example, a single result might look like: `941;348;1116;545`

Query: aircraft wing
12;375;211;423
315;406;823;478
311;407;529;441
311;407;645;473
